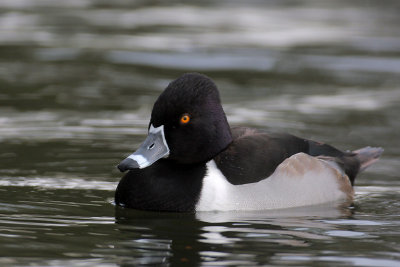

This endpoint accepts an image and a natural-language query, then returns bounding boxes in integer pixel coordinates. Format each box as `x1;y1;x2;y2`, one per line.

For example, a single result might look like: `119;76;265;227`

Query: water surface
0;0;399;266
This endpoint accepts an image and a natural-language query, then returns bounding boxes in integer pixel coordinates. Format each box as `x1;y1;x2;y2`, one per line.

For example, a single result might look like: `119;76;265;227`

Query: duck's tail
315;145;383;186
353;146;384;172
333;146;383;186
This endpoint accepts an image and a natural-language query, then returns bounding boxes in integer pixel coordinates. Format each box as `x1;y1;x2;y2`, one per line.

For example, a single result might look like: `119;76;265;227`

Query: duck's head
118;73;233;172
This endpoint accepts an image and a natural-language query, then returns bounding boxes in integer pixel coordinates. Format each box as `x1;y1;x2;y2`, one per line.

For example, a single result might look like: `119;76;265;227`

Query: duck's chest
115;161;206;212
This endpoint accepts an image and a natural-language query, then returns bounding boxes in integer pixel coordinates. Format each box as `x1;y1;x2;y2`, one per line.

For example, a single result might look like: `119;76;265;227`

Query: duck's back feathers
214;127;382;187
214;127;309;185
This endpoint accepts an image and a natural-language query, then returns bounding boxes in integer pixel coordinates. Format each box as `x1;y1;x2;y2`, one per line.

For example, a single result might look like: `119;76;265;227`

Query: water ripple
0;177;117;190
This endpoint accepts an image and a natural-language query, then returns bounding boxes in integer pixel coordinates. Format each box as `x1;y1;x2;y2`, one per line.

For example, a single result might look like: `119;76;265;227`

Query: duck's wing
214;127;312;185
214;127;383;186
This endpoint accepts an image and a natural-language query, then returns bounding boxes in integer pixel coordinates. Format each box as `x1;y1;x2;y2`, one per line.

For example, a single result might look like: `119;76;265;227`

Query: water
1;0;400;265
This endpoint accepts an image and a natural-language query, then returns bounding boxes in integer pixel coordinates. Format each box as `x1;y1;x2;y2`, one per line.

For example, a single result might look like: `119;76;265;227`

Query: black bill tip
117;158;140;172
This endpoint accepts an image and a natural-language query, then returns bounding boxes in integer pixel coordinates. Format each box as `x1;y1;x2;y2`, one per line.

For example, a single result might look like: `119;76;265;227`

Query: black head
150;73;232;164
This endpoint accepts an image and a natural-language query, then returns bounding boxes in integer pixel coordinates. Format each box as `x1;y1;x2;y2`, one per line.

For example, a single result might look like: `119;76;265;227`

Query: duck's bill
117;125;170;172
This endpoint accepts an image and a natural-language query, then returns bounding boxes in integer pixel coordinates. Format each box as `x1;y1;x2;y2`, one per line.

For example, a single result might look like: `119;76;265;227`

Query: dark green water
1;0;400;266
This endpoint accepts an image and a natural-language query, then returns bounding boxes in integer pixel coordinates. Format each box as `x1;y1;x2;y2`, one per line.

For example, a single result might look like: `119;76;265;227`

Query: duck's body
198;154;349;211
116;73;383;212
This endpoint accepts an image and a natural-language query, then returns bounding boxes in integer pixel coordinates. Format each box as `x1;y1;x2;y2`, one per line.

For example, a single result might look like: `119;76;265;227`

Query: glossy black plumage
115;159;205;212
150;73;232;165
214;127;307;185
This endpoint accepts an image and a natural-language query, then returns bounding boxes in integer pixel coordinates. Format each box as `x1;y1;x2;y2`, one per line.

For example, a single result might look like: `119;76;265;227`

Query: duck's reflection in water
114;202;352;265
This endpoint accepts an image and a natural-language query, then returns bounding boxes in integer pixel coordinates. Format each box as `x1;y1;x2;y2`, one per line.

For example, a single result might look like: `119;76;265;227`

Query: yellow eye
180;114;191;124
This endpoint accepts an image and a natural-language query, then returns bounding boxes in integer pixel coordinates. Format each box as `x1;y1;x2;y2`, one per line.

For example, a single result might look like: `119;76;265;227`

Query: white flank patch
196;153;351;211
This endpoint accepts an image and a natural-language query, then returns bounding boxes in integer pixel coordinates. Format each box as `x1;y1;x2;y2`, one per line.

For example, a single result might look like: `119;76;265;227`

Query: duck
115;73;383;212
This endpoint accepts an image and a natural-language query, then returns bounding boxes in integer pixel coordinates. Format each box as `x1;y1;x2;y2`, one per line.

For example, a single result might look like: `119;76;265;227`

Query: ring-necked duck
116;73;383;212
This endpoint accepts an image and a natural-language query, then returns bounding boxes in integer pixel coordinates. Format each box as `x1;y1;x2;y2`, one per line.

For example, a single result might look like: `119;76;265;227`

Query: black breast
115;159;206;212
